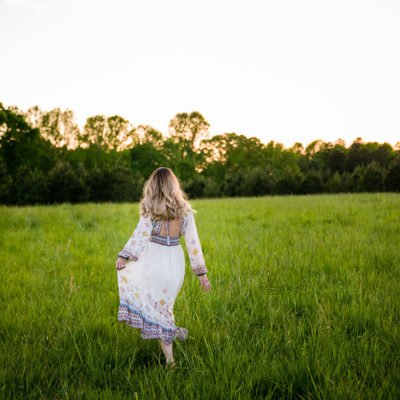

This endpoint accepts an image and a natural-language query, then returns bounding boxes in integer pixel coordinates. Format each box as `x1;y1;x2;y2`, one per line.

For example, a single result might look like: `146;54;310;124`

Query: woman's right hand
115;256;127;270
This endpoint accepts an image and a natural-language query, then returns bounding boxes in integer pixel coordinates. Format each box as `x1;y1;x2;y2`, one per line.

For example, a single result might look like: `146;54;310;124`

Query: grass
0;193;399;399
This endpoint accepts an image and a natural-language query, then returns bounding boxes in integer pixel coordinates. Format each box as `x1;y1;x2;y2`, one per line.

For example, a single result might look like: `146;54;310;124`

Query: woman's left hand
199;275;211;292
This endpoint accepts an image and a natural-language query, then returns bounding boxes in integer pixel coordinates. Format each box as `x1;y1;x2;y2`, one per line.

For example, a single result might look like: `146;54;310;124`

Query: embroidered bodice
117;210;208;276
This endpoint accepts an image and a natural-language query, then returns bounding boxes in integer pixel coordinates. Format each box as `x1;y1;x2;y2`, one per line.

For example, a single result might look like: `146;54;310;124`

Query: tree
107;115;134;151
182;174;206;199
222;169;245;197
14;165;49;205
47;160;89;203
0;103;55;178
326;171;342;193
371;143;394;168
305;139;325;158
168;111;210;155
0;156;12;204
241;166;275;196
341;171;354;192
201;133;266;174
26;107;81;149
360;161;386;192
80;115;107;149
136;125;164;148
276;166;303;194
202;177;223;198
385;155;400;191
80;115;135;151
326;146;347;174
301;169;323;194
131;142;166;180
346;139;370;172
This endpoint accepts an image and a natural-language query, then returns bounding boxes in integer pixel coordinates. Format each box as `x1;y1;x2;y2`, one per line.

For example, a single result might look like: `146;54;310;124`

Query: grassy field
0;193;399;399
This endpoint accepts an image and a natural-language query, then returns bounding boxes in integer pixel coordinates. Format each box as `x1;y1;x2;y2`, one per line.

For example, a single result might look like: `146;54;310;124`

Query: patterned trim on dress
118;303;188;345
149;234;181;246
192;265;208;276
117;250;138;261
180;214;186;236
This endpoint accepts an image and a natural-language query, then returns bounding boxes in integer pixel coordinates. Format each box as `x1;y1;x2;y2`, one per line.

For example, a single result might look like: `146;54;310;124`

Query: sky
0;0;399;149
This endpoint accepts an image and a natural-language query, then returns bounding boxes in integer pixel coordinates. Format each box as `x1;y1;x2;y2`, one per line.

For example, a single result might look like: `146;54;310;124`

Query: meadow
0;193;399;399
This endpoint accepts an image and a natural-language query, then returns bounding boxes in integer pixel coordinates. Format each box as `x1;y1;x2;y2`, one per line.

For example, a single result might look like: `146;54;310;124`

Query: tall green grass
1;193;399;399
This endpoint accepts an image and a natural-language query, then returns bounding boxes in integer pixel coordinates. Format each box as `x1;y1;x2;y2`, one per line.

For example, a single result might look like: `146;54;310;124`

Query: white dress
116;210;207;345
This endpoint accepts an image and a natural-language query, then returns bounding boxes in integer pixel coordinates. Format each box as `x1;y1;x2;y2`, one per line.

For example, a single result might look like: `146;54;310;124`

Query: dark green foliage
341;171;355;192
326;146;347;173
182;174;206;199
14;166;50;205
47;160;89;203
353;161;386;192
0;157;12;204
276;166;303;195
385;155;400;191
202;177;223;198
130;143;166;180
301;169;323;194
0;103;56;178
326;171;342;193
359;161;386;192
0;103;398;204
240;166;276;196
222;170;245;197
107;164;144;202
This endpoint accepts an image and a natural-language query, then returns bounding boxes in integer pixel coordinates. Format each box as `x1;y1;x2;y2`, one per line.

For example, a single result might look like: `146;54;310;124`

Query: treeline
0;103;399;206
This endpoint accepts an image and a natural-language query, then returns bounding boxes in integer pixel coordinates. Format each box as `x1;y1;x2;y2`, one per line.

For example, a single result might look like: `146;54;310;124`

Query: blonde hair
139;167;194;220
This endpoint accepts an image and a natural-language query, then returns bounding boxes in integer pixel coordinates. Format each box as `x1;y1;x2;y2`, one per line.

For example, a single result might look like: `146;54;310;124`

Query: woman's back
155;217;183;238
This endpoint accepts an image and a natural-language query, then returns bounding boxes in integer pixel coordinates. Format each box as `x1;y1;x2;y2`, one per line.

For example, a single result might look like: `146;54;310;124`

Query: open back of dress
158;218;182;237
149;218;183;246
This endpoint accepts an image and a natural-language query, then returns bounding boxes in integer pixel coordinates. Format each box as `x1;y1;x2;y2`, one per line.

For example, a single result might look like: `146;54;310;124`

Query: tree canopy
0;102;399;205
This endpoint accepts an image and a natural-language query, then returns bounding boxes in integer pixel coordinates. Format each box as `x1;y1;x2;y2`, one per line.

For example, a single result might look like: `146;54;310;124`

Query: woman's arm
183;211;208;277
117;214;153;261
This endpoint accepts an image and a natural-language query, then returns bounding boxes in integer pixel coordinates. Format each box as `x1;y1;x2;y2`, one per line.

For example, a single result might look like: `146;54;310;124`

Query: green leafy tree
136;125;164;148
301;169;323;194
25;106;81;149
346;138;371;172
241;166;275;196
131;142;166;180
47;160;89;203
371;143;394;168
14;165;49;205
0;156;12;204
326;171;342;193
202;177;223;198
182;174;206;199
0;103;55;178
353;161;386;192
80;115;134;151
385;155;400;191
276;166;303;194
168;111;210;153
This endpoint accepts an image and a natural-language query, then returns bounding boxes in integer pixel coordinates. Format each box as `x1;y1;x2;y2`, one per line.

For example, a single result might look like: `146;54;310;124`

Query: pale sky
1;0;399;148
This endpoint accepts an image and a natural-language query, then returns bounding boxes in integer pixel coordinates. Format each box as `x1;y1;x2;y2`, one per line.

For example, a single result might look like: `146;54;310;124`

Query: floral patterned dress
116;210;207;344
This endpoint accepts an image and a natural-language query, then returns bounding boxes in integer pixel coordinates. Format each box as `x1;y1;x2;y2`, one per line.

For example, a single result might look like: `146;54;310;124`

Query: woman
115;167;211;368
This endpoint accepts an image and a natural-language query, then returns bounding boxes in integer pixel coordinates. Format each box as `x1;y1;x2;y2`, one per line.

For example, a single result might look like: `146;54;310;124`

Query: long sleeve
183;211;208;276
117;214;153;261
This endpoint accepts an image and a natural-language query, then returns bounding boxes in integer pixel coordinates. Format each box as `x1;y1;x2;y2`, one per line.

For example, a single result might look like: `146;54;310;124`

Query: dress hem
118;304;188;345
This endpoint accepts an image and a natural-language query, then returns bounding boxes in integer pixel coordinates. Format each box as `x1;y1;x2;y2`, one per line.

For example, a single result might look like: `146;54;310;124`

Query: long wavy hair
139;167;194;220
